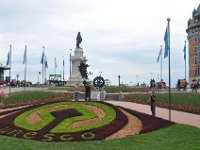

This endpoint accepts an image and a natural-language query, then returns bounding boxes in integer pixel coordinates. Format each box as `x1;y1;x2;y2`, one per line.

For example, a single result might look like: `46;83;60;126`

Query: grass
48;86;148;93
1;91;200;149
48;87;71;91
2;91;64;104
0;124;199;150
14;102;116;133
104;86;148;93
128;93;200;106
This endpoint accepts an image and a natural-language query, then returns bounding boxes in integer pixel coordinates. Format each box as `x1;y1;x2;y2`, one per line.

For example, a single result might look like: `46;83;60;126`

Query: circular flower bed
0;101;174;142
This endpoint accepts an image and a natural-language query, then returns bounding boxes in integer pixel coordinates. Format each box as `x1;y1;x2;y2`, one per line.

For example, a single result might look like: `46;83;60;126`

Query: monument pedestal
91;88;106;101
66;48;90;86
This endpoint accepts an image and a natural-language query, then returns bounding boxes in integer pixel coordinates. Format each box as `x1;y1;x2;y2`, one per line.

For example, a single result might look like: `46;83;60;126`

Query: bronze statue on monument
76;32;82;48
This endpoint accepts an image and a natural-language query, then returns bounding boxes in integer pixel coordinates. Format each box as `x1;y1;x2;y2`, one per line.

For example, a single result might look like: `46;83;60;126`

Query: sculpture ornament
79;61;89;79
76;32;82;48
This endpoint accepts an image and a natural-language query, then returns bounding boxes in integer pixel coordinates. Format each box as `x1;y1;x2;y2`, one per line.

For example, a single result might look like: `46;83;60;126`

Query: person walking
84;82;91;101
182;79;187;91
149;91;157;116
74;83;80;101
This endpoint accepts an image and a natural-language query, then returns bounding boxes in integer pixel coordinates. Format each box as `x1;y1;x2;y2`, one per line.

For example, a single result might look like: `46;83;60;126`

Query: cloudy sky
0;0;200;87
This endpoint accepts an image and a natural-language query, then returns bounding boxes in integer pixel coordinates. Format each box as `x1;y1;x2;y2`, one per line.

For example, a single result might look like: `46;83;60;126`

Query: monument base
65;79;92;87
90;88;106;101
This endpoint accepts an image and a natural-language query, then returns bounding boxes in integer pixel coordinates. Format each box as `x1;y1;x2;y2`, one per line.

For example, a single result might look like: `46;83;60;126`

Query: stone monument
66;32;89;86
91;76;106;101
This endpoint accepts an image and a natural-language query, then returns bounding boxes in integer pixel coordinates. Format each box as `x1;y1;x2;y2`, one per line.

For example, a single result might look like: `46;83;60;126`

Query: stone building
186;4;200;83
0;65;10;83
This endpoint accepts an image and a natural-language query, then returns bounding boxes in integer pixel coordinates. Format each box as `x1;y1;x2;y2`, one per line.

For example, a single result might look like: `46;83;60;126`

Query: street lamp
16;74;19;81
38;71;41;84
136;75;139;86
99;71;102;76
16;74;19;87
118;75;121;87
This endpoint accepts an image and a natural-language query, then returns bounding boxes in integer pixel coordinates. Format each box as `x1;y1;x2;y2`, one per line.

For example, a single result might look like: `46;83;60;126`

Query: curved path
105;100;200;128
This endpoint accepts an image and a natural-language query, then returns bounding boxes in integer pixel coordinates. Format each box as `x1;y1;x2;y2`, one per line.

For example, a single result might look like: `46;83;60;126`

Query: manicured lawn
0;124;199;150
14;102;116;133
48;87;71;91
2;91;65;104
128;93;200;106
104;86;148;93
48;86;149;93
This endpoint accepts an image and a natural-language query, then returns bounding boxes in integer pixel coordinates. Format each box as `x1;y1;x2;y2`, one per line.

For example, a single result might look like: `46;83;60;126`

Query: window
195;57;197;64
195;69;197;76
197;67;200;76
194;46;198;53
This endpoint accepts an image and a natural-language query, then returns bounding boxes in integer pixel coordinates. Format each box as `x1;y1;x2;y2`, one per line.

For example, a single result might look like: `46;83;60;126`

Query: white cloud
0;0;199;86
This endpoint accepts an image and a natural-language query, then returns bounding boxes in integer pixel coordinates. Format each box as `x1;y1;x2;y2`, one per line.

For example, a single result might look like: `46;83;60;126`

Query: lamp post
16;74;19;87
136;75;139;86
118;75;121;87
99;71;102;76
38;71;41;84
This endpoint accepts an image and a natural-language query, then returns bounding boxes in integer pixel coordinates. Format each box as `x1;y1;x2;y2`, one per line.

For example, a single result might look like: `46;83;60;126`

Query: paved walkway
105;100;200;128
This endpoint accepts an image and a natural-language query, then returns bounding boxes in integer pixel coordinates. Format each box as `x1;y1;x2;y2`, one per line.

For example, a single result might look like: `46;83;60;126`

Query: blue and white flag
23;48;27;64
198;45;200;63
40;51;45;64
70;52;72;62
183;42;186;61
45;58;48;69
157;49;161;62
164;27;169;59
55;57;57;68
6;51;10;66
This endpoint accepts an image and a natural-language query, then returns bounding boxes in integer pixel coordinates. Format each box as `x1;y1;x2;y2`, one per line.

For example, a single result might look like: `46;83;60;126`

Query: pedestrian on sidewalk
74;83;80;101
149;91;156;116
83;80;91;101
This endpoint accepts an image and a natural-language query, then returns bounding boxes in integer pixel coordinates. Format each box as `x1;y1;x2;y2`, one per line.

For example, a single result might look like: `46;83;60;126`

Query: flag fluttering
183;42;186;61
45;58;48;69
157;49;161;62
23;48;27;64
70;52;72;62
6;51;10;66
55;57;57;68
164;27;169;59
40;51;45;64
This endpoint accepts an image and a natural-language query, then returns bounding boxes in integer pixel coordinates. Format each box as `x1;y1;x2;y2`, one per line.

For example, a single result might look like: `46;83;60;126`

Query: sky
0;0;200;87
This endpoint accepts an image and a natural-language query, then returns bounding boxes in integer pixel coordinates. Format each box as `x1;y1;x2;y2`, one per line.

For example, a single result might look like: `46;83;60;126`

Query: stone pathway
105;100;200;128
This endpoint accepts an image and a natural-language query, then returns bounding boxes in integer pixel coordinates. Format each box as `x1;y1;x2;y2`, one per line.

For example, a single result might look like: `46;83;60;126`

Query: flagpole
44;56;46;85
70;49;72;86
167;18;171;121
55;57;57;76
42;46;45;84
160;45;163;89
63;57;64;86
9;45;12;95
24;45;27;90
184;41;186;79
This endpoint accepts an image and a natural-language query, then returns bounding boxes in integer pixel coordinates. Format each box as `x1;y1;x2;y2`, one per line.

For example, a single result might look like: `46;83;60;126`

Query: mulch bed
0;101;175;142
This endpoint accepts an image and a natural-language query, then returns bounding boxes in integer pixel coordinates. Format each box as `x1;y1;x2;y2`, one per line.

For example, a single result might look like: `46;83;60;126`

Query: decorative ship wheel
93;76;105;88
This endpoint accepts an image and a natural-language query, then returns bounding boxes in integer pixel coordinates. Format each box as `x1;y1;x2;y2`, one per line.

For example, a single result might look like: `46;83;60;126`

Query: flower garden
0;92;174;142
123;95;200;114
0;90;200;150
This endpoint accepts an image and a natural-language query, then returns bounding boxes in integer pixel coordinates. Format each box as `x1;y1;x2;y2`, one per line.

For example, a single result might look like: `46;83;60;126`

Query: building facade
0;65;10;83
186;4;200;83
